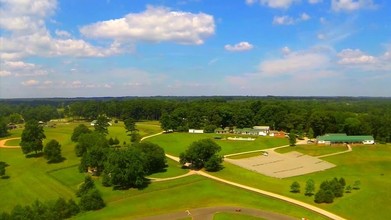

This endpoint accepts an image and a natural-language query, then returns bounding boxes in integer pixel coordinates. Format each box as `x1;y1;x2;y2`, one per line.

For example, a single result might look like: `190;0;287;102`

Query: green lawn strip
214;212;265;220
137;121;163;137
147;133;288;157
4;138;21;146
47;165;86;191
0;148;76;212
147;157;188;178
210;145;391;220
275;144;347;156
75;175;327;220
226;152;264;159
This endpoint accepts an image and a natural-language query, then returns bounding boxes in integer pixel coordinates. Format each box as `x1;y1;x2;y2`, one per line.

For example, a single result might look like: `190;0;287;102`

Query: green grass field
75;175;327;220
210;145;391;220
1;121;390;220
214;213;265;220
4;138;20;146
147;133;288;156
275;144;348;156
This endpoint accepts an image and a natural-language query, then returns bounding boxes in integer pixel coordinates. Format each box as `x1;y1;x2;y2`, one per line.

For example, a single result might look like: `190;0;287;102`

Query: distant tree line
1;97;390;142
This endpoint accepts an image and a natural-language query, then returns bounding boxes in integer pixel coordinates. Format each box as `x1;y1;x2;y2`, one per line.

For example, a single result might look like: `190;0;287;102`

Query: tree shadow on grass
47;157;67;164
25;152;44;158
1;175;10;179
112;178;151;191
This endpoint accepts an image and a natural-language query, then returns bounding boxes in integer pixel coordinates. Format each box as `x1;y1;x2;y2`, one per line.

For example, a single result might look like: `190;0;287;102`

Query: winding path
0;138;20;149
141;132;347;220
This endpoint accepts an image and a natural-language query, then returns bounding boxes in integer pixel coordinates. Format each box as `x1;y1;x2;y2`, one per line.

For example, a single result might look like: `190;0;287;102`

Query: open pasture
210;144;391;220
76;175;326;220
275;144;348;156
147;133;288;156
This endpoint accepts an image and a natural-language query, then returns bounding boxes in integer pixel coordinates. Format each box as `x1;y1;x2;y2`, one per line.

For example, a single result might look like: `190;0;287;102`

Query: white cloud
248;0;299;9
317;33;326;40
259;49;330;76
273;13;310;25
273;16;295;25
281;46;291;55
301;13;310;21
22;80;40;86
308;0;322;4
337;49;375;64
331;0;376;12
0;0;131;61
1;60;48;77
80;6;215;45
224;42;254;52
0;70;12;77
55;30;71;38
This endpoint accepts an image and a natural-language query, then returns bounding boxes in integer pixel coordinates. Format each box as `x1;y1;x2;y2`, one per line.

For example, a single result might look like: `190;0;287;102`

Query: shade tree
44;139;63;163
179;139;223;170
20;120;46;156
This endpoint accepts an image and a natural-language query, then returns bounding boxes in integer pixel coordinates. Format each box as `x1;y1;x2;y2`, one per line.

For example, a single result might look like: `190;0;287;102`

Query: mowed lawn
275;144;348;156
210;144;391;220
0;120;161;212
147;133;288;156
75;175;327;220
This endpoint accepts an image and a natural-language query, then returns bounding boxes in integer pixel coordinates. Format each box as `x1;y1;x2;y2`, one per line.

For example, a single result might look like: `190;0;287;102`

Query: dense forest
0;97;390;142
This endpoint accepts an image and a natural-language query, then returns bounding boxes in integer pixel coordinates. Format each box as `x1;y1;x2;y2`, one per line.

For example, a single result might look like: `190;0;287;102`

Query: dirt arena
225;150;335;178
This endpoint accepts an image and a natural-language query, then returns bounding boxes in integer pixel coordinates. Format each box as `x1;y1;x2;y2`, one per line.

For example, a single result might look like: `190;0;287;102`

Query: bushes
0;198;80;220
291;177;361;204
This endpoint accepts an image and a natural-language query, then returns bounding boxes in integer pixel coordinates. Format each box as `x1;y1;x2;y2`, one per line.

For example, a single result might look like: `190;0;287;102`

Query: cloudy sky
0;0;390;98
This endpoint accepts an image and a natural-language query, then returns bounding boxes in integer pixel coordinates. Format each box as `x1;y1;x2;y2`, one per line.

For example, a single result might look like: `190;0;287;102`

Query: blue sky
1;0;390;98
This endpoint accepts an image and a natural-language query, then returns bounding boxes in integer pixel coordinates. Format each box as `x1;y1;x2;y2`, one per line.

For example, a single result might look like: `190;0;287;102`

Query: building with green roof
317;133;374;145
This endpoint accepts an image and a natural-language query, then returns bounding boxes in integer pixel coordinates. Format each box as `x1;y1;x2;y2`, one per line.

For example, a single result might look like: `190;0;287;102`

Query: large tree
134;142;166;174
75;132;108;157
0;118;8;138
20;120;46;155
71;124;91;142
94;115;110;135
44;139;63;163
104;147;147;189
179;139;223;170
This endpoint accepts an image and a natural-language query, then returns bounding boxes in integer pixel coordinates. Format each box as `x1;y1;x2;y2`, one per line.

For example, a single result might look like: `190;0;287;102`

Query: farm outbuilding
316;133;374;145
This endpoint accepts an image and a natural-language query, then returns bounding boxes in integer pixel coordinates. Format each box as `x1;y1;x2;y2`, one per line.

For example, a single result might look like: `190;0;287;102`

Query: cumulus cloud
1;60;48;77
246;0;299;9
80;6;215;45
337;49;375;64
308;0;322;4
331;0;376;12
0;70;12;77
273;16;295;25
22;80;40;86
273;13;310;25
0;0;134;61
224;42;254;52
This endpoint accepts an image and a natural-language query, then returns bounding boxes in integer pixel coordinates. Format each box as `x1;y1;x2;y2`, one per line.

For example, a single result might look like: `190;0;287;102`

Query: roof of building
317;133;374;142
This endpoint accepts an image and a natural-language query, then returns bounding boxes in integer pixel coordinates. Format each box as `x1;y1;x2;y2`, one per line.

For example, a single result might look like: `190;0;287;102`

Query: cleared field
147;133;288;156
210;145;391;220
75;175;327;220
275;144;348;156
